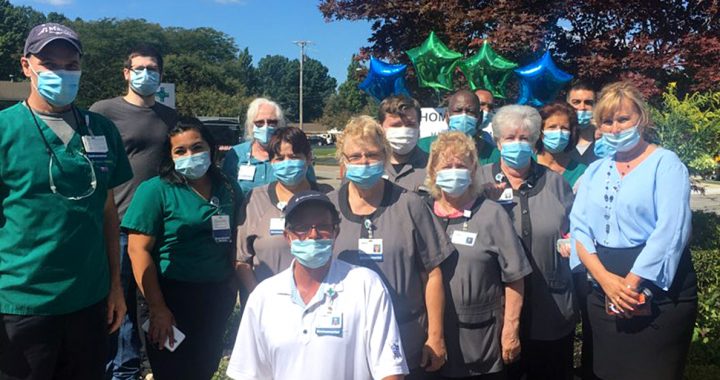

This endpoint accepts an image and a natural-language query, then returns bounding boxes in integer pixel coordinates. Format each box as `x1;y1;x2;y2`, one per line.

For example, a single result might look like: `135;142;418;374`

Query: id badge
211;215;231;243
81;135;109;153
269;217;285;235
498;188;514;203
451;230;477;247
315;312;343;337
358;238;383;261
238;165;256;181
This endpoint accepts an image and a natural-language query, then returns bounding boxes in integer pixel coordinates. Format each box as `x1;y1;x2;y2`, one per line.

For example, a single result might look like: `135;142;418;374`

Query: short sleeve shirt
327;180;454;368
121;176;238;282
227;259;409;380
477;162;577;340
0;103;133;315
237;181;332;283
431;197;532;377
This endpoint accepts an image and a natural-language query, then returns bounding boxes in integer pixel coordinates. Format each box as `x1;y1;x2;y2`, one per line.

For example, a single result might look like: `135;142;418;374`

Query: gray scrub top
385;147;429;193
328;180;454;369
237;181;332;283
478;162;577;341
431;196;532;377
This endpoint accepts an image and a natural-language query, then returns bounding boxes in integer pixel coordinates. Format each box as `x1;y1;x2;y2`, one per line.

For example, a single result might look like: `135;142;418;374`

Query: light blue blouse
569;148;691;290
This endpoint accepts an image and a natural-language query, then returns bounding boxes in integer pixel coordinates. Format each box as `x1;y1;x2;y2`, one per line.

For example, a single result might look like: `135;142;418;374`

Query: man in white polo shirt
227;191;408;380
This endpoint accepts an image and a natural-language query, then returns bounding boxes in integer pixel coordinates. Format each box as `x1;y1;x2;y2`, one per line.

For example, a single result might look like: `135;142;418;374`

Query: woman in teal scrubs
535;102;588;191
122;118;240;380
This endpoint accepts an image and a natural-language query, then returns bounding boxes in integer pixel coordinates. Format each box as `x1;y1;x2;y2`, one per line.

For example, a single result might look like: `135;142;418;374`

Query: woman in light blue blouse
570;82;697;380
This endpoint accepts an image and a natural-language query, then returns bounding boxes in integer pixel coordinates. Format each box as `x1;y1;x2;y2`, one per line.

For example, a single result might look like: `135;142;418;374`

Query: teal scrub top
418;134;501;165
0;103;133;315
121;176;239;283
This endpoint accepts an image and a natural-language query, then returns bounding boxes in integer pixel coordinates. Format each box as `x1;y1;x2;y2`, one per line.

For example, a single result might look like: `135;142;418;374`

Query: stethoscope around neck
26;101;98;201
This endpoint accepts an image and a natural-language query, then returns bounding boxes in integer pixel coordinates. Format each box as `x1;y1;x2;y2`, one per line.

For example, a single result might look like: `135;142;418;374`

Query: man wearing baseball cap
227;191;409;379
0;23;133;379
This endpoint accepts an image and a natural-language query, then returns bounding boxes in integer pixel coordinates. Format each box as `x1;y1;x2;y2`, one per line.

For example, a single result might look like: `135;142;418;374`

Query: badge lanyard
25;102;97;200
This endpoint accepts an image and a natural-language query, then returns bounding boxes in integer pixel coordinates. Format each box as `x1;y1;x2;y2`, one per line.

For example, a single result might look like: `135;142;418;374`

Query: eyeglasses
288;223;336;239
130;67;159;73
254;119;279;127
48;150;98;201
343;152;384;164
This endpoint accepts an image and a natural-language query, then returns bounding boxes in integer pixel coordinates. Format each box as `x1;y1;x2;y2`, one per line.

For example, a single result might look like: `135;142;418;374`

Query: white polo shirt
227;259;409;380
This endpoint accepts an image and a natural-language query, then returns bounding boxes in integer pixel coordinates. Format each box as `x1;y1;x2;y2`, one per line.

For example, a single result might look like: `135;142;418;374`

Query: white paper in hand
141;319;185;352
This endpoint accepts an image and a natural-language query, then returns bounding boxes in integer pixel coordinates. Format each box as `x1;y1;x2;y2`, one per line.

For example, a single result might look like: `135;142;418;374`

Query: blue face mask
174;151;211;180
542;130;571;153
501;141;533;169
604;126;641;153
130;68;160;96
448;114;478;136
345;162;385;189
593;135;616;158
30;64;81;107
290;239;333;269
436;168;471;197
272;159;308;187
577;110;593;128
254;125;276;145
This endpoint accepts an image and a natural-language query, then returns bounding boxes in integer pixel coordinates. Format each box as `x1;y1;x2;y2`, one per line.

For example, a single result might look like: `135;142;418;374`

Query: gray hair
244;97;286;139
491;105;542;145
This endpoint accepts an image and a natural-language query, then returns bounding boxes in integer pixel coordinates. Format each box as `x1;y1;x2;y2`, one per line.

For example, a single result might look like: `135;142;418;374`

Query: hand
598;271;639;316
420;336;447;372
483;182;507;200
501;324;521;364
149;306;176;350
557;242;571;258
106;284;127;334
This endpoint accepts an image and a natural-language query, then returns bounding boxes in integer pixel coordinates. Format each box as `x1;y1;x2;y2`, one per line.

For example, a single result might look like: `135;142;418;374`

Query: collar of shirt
279;259;346;309
491;160;547;196
392;147;428;178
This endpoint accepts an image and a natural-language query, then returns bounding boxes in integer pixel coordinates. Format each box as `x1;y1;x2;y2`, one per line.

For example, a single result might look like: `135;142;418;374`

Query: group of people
0;22;697;380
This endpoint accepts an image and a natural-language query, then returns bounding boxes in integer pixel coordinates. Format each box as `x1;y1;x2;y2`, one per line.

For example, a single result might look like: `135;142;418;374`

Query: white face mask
385;126;419;155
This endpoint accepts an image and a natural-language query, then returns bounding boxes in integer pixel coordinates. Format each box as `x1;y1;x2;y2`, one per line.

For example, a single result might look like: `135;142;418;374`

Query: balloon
358;57;410;102
514;51;573;106
406;31;462;91
457;41;518;99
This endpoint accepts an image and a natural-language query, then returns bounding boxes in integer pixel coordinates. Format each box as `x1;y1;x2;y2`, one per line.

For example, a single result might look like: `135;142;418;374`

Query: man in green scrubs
0;23;133;380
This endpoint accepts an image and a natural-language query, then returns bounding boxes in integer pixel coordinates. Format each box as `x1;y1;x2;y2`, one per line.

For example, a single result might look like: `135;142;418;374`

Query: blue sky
9;0;373;83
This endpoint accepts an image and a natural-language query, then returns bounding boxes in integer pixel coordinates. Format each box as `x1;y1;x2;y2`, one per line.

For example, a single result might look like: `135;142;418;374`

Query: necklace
603;161;621;245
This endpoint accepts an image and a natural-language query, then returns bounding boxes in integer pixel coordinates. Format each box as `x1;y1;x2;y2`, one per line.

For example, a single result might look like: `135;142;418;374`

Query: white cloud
214;0;246;4
35;0;73;5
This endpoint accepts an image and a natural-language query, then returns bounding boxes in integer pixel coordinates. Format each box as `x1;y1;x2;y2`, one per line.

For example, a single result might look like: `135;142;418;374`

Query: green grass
312;146;338;166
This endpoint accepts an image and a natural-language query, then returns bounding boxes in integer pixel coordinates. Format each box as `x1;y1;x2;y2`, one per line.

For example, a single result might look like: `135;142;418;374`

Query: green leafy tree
0;1;46;82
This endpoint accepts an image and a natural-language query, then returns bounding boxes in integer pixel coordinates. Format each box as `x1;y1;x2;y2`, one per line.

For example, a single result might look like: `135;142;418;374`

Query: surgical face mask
290;238;333;269
501;141;533;169
482;111;494;126
174;151;211;180
448;114;478;137
542;130;571;153
385;126;419;155
29;64;81;107
593;135;615;158
345;161;385;189
436;168;471;197
603;126;641;153
272;159;308;186
253;125;276;145
577;110;593;128
130;68;160;96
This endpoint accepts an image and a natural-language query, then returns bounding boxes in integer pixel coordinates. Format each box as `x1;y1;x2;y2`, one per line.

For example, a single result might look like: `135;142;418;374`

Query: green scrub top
0;103;133;315
418;134;500;165
562;159;588;188
121;176;239;283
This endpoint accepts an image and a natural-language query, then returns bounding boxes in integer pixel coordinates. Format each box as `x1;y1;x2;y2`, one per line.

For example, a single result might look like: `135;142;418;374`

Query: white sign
155;83;176;109
419;107;447;138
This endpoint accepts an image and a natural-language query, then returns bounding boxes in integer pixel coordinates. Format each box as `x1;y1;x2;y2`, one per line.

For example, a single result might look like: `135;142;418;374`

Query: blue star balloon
515;51;573;106
358;57;410;102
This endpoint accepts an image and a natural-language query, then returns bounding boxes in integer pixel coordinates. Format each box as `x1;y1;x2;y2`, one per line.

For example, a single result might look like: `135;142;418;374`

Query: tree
0;0;46;82
256;55;336;122
319;55;375;129
319;0;720;101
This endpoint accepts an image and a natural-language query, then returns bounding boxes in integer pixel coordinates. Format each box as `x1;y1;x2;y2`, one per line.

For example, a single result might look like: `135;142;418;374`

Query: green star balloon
457;41;519;99
406;31;463;91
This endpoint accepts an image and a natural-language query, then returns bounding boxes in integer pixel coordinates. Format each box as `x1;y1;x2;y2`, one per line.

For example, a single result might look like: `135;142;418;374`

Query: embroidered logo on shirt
391;342;402;359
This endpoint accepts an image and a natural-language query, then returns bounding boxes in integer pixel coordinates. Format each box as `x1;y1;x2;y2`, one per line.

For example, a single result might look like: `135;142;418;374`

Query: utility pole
293;40;312;130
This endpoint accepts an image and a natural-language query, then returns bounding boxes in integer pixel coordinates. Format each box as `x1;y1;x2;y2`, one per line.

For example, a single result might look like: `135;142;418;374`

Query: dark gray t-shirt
328;180;454;369
478;162;577;341
385;147;429;193
90;97;178;218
